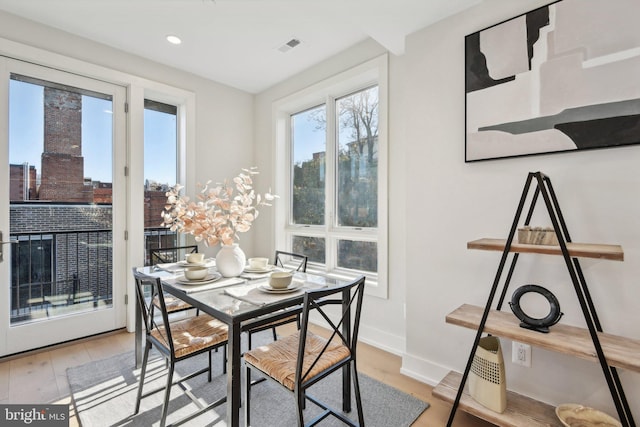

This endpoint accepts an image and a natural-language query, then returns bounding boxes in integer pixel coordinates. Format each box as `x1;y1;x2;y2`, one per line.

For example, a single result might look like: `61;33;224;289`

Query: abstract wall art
465;0;640;162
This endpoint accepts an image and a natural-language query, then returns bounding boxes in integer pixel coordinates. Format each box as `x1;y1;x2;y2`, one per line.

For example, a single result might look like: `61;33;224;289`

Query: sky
292;105;326;165
9;78;177;186
8;77;366;187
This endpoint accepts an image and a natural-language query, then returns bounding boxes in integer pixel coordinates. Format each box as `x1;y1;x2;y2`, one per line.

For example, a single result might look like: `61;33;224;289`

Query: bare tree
338;88;378;165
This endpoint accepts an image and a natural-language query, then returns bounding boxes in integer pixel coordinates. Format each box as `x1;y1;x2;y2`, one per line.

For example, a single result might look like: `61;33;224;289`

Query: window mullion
325;94;337;270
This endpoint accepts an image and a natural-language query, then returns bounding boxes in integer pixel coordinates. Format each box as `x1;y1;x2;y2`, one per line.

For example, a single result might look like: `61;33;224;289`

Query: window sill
303;264;384;298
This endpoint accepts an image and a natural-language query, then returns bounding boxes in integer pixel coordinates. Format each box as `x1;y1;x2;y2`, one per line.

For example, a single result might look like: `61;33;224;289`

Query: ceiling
0;0;481;94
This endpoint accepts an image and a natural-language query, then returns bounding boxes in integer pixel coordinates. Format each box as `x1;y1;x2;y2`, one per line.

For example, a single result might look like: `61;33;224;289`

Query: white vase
216;243;246;277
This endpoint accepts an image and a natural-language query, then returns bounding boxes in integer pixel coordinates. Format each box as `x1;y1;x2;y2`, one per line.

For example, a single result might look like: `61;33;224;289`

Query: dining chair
149;245;199;314
243;275;366;427
132;269;228;427
243;250;309;348
150;244;199;265
275;250;308;272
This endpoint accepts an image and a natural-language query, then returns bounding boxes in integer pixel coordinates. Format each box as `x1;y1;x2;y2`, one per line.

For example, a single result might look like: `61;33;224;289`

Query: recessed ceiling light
166;35;182;45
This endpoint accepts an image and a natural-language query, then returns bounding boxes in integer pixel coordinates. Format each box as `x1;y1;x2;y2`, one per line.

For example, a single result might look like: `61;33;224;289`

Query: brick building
38;87;93;203
9;163;37;201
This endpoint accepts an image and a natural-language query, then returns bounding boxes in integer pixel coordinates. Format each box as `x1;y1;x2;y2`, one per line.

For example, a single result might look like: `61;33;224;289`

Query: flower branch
161;167;277;246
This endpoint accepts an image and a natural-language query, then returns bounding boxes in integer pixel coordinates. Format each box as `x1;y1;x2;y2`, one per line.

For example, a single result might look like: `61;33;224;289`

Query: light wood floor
0;327;492;426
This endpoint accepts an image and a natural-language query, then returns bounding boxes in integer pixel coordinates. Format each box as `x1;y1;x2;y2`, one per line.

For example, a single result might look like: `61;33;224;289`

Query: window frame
273;55;388;298
0;36;196;334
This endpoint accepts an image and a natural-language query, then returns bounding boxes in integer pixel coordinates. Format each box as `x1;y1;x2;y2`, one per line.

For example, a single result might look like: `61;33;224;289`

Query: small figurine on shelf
509;284;563;333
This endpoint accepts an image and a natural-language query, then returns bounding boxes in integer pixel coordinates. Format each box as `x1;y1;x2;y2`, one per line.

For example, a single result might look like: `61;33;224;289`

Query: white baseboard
357;324;405;357
400;352;451;387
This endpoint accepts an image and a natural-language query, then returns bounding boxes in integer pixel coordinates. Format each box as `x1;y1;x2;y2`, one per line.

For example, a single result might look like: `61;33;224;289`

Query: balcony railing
10;229;113;324
143;227;179;265
9;227;178;325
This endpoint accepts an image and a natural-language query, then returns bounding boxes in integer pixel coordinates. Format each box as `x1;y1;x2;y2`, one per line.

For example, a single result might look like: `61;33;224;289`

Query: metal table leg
227;320;242;427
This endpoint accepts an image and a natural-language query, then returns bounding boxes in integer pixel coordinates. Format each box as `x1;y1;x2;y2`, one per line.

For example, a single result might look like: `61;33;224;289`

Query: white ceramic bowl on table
269;271;293;289
184;266;208;280
248;257;269;269
185;253;205;264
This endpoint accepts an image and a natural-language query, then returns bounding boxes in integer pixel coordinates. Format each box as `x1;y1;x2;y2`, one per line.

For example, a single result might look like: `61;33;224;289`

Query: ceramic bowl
248;257;269;269
556;403;621;427
185;253;205;264
184;266;208;281
269;271;293;289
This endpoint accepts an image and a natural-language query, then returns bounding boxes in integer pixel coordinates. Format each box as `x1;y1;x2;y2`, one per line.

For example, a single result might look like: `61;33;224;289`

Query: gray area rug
67;333;428;426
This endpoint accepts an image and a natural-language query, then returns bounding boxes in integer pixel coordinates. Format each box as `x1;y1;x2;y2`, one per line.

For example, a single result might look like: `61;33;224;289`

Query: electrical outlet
512;341;532;367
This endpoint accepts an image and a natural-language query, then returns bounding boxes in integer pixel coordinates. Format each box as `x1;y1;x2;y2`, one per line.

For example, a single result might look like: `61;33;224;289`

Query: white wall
400;0;640;416
255;0;640;417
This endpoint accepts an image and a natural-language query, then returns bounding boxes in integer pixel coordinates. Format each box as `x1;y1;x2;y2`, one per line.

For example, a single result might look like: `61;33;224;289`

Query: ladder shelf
442;172;635;427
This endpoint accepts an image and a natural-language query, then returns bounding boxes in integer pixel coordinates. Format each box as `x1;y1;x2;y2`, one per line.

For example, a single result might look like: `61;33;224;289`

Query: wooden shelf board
433;371;560;427
447;304;640;373
467;238;624;261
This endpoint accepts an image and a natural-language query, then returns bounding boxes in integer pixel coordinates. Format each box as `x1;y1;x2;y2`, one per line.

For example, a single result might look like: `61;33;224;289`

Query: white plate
258;283;302;294
244;265;276;273
176;272;222;285
178;260;205;267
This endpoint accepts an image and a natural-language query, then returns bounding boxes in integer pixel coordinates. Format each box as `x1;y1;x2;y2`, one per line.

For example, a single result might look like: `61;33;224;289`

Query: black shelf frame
446;171;635;427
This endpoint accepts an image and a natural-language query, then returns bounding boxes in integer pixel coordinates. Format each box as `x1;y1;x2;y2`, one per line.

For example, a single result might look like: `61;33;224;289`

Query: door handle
0;231;18;263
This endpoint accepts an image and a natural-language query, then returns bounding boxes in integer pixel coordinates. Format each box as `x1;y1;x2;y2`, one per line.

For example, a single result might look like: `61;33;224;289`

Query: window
143;100;179;264
275;55;388;298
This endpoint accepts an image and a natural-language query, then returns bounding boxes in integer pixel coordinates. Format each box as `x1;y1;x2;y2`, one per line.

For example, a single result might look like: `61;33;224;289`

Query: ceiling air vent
278;38;301;53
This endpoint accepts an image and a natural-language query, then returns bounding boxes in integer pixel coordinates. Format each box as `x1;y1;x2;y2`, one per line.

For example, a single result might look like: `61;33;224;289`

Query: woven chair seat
151;314;228;359
244;330;349;390
153;295;193;313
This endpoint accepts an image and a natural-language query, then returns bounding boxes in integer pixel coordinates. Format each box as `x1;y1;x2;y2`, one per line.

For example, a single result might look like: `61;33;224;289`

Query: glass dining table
133;264;354;427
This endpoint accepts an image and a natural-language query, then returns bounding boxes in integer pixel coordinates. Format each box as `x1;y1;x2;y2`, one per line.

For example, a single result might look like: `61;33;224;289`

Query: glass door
0;58;127;356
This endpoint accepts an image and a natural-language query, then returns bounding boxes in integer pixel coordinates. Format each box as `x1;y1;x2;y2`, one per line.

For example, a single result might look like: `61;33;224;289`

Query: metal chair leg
351;362;364;425
295;386;305;427
244;364;251;427
160;363;175;427
208;350;212;382
134;343;151;414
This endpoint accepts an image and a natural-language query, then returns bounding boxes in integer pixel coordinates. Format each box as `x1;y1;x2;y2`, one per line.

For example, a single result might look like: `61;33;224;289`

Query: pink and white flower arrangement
161;167;277;246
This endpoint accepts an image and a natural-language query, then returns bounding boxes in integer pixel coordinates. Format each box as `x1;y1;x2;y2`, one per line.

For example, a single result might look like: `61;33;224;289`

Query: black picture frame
465;0;640;162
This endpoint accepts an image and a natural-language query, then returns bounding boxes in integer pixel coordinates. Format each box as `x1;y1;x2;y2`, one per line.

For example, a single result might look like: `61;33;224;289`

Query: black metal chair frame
149;245;200;315
132;269;227;427
275;250;308;272
243;275;366;427
150;245;198;265
244;250;309;347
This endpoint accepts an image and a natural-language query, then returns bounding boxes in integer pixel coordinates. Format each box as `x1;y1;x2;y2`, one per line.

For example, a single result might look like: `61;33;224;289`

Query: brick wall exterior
9;164;37;201
10;204;113;301
93;183;113;204
43;87;81;156
10;204;112;234
39;87;92;203
145;190;168;228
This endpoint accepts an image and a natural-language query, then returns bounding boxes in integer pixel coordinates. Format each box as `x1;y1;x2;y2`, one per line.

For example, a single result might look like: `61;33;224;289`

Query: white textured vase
216;243;246;277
